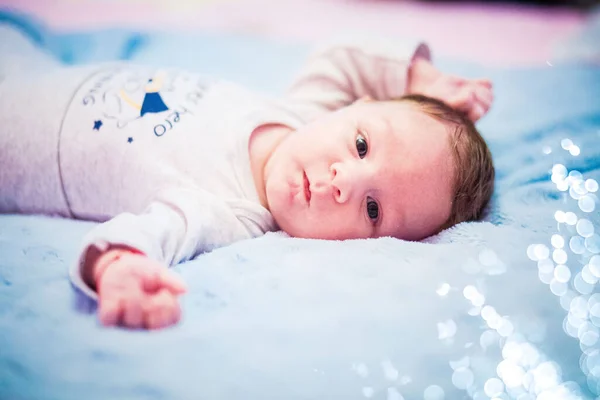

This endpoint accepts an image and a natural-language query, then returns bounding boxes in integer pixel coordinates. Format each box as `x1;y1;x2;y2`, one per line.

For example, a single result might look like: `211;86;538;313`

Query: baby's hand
408;57;494;122
94;249;187;330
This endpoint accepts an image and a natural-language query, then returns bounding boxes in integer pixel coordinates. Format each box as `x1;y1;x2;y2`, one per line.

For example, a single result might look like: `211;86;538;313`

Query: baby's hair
391;94;495;233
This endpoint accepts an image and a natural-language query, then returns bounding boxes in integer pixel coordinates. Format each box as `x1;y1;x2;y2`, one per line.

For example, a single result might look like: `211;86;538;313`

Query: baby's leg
0;26;72;217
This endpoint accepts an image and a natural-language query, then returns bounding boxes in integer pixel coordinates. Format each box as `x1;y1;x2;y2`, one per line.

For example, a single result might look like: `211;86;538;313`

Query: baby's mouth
303;171;311;204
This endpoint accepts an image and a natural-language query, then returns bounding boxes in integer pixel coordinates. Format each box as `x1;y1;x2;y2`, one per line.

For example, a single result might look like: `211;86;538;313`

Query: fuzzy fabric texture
1;13;600;400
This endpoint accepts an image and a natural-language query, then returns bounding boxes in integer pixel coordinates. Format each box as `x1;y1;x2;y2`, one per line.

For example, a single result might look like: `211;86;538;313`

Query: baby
0;32;494;330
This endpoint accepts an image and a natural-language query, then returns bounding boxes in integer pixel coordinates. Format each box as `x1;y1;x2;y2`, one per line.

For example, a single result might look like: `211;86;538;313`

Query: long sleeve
69;187;271;299
285;36;431;121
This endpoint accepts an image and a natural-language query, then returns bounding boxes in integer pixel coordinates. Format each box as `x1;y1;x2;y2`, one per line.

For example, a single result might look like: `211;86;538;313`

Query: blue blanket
1;10;599;400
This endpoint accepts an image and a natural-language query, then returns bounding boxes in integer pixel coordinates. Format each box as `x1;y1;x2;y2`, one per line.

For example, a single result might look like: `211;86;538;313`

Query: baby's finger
146;306;176;330
99;297;123;327
469;104;486;122
144;290;180;330
141;269;161;294
448;87;475;114
157;270;187;295
122;297;144;329
473;78;492;89
143;268;187;295
475;86;494;109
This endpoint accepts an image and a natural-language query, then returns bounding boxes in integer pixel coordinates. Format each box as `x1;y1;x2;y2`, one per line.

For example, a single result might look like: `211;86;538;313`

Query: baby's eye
356;133;368;158
366;197;379;222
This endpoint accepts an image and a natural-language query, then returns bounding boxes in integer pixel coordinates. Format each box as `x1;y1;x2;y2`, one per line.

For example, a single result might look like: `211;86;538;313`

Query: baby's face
263;100;455;241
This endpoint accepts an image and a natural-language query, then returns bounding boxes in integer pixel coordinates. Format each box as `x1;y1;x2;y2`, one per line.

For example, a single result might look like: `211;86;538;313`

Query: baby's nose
329;164;343;203
330;162;366;204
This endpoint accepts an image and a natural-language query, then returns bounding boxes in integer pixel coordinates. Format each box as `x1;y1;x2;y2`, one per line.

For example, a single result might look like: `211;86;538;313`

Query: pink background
0;0;587;67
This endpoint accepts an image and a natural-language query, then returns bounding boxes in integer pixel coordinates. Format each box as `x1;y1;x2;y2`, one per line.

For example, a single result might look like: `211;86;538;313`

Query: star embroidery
93;120;103;130
127;137;133;143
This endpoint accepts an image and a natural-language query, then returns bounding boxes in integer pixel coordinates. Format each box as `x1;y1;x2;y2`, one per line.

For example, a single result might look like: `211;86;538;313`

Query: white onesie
0;32;429;299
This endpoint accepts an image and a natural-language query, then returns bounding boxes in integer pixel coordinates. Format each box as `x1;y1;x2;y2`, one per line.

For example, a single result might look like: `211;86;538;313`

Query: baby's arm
286;37;493;122
71;188;256;329
285;37;430;120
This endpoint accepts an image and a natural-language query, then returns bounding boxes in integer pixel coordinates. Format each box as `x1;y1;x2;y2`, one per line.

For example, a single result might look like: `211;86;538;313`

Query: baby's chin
276;223;322;240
